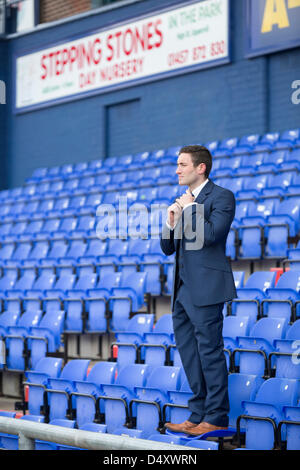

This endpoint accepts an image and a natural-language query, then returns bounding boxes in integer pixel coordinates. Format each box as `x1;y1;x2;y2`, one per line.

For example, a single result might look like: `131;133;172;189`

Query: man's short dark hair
179;145;212;178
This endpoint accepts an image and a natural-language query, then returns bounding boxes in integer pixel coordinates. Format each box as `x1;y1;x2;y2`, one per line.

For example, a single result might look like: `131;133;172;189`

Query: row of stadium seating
1;270;300;377
1;357;299;450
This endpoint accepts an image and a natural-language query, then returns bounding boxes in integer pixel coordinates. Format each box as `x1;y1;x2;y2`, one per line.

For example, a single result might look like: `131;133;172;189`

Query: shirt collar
191;178;209;199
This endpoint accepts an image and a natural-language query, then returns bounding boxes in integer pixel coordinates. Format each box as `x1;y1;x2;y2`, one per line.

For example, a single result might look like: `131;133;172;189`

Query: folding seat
3;221;29;242
127;365;184;438
252;132;279;153
101;190;119;206
222;316;252;370
112;314;155;368
84;191;103;211
37;217;61;238
34;181;51;196
77;175;95;190
4;242;31;267
137;187;158;205
273;128;300;150
41;239;69;265
139;239;167;296
40;359;90;424
235;199;257;223
4;266;37;306
63;177;79;193
26;310;65;369
131;151;152;168
0;266;18;292
99;238;128;269
18;220;44;240
232;134;260;156
236;377;300;450
166;373;264;445
286;241;300;271
78;237;107;264
119;238;151;277
268;320;300;380
84;271;122;333
263;270;300;321
267;170;298;191
4;309;43;370
233;317;288;376
286;148;300;165
22;241;49;266
108;272;148;331
142;167;161;182
66;194;86;212
72;214;95;237
138;314;174;367
93;363;153;434
229;271;277;324
0;221;13;240
54;215;78;238
0;310;21;338
0;203;11;221
155;185;180;205
278;406;300;450
68;361;118;428
233;271;245;289
264;198;300;258
221;176;244;195
57;238;87;266
94;173;111;187
62;270;98;332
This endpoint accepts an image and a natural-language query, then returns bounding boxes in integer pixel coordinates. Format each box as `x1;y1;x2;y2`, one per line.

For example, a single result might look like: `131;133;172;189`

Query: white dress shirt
166;178;209;230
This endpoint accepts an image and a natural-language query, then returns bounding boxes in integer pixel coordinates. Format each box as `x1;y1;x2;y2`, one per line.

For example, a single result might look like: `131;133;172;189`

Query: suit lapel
194;179;214;205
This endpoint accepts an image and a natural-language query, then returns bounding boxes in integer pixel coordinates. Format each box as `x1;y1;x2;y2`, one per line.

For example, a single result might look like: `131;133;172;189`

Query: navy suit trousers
173;282;229;427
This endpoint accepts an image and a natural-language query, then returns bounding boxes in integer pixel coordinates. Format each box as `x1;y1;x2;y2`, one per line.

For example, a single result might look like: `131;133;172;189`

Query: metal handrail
0;416;198;450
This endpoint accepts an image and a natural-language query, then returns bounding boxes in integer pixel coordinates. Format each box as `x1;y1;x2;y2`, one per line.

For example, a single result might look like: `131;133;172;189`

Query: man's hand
167;202;182;229
175;189;195;210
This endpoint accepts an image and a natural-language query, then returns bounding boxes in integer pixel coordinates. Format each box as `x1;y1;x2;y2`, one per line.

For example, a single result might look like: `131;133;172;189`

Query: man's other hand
167;202;182;229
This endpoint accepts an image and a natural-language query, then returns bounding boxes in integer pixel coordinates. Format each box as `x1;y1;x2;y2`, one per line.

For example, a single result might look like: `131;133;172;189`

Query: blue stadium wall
3;0;300;189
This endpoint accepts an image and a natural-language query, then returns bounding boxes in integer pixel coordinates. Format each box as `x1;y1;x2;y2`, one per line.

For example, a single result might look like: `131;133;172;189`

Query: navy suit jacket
160;179;237;310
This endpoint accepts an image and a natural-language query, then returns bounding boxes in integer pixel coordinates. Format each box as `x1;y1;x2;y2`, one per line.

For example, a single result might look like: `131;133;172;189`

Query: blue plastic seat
45;359;90;422
278;405;300;450
85;272;122;333
113;314;155;367
129;365;184;438
230;271;277;325
234;317;288;376
109;272;148;331
263;271;300;321
264;198;300;258
27;310;65;369
238;377;300;450
24;357;63;417
269;319;300;379
4;309;43;370
222;316;251;370
71;361;118;427
139;314;174;366
99;363;154;433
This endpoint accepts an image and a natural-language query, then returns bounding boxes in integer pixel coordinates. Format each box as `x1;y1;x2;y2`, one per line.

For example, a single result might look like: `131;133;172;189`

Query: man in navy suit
160;145;237;435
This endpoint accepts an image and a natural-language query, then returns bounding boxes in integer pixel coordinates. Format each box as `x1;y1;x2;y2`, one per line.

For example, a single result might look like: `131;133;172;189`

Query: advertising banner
15;0;230;111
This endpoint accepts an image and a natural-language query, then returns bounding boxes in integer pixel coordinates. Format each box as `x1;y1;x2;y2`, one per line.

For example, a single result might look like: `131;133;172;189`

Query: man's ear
197;162;206;175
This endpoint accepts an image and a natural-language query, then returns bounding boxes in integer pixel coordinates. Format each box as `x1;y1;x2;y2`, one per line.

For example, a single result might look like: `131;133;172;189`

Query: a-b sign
246;0;300;57
0;80;5;104
261;0;300;33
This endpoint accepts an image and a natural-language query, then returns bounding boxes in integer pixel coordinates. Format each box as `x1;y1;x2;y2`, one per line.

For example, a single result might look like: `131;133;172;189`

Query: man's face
176;152;204;187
